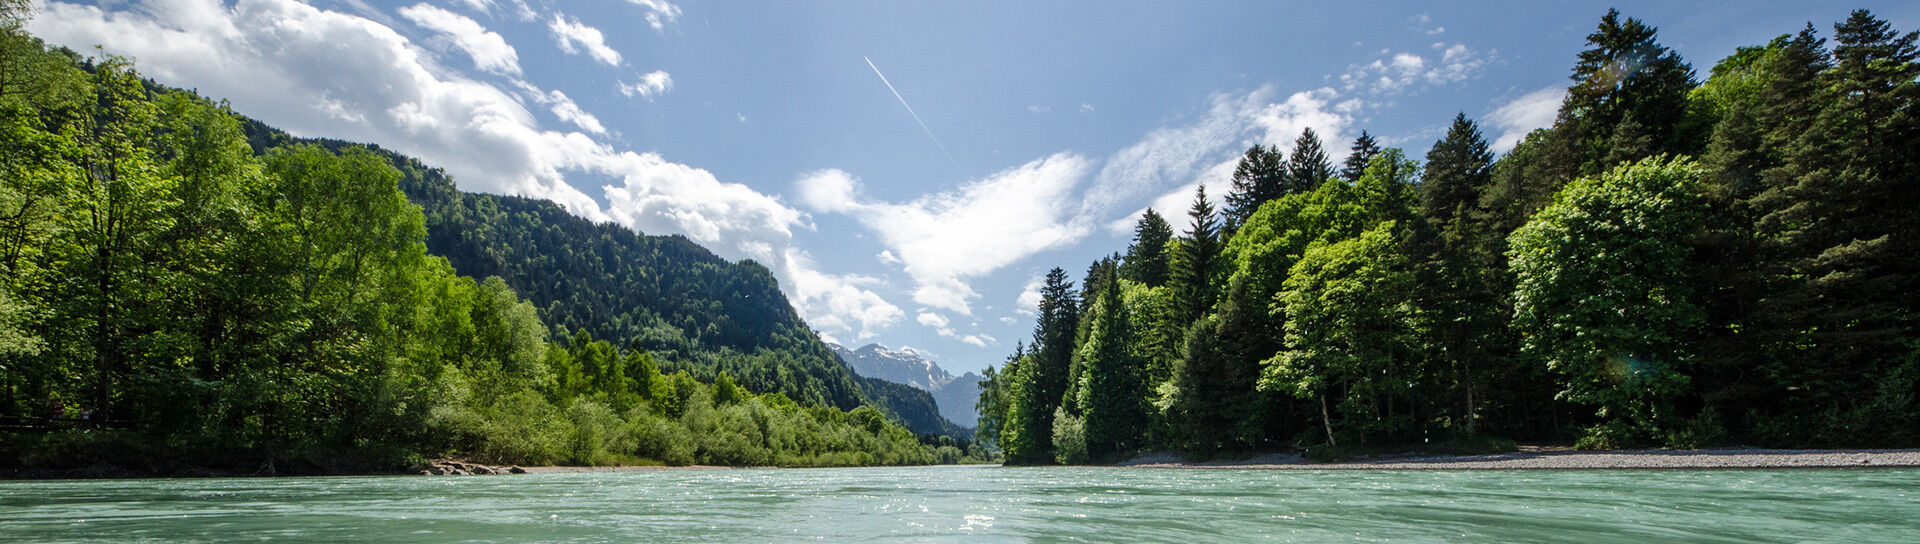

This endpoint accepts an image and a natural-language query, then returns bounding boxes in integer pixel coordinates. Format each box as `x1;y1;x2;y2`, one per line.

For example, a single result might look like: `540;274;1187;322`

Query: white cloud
1488;85;1565;152
618;70;673;99
548;13;621;66
1014;276;1044;316
1338;44;1492;94
1027;105;1050;113
797;154;1094;315
917;312;949;329
1427;26;1445;36
736;113;747;123
450;0;493;15
624;0;682;32
1080;103;1095;113
30;0;899;345
999;316;1017;324
530;88;605;134
876;250;901;265
398;4;518;76
917;311;994;347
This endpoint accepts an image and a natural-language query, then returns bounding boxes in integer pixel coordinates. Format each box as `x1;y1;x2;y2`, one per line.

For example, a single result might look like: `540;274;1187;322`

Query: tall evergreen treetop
1420;114;1495;230
1562;9;1698;168
1224;145;1286;228
1120;208;1174;287
1171;185;1222;323
1341;131;1382;182
1284;129;1335;195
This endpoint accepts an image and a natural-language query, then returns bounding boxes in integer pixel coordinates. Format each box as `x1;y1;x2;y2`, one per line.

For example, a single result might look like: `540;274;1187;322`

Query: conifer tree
1224;145;1286;228
1170;186;1221;323
1419;114;1495;231
1120;209;1174;287
1340;130;1382;182
1075;273;1147;460
1284;128;1335;195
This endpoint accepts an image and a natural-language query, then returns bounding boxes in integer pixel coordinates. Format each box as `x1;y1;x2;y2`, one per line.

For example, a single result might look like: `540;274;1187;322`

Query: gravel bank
1114;448;1920;470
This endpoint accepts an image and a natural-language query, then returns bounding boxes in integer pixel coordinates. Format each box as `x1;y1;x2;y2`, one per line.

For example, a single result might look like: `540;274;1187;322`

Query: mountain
238;121;962;438
830;343;983;428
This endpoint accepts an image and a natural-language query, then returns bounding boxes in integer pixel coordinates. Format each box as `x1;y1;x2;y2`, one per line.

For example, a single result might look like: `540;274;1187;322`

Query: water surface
3;465;1916;542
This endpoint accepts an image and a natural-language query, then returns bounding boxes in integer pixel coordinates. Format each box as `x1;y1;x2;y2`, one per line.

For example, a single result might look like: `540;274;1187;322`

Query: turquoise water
3;465;1916;542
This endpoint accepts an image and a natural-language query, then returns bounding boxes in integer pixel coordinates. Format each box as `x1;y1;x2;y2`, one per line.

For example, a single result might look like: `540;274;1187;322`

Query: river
3;465;1916;542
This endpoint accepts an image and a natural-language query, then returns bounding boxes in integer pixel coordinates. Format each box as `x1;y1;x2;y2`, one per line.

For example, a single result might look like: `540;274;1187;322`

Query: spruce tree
1170;186;1221;323
1120;208;1174;287
1419;114;1495;231
1283;128;1334;195
1075;273;1147;460
1224;145;1286;228
1340;131;1382;182
1560;9;1697;174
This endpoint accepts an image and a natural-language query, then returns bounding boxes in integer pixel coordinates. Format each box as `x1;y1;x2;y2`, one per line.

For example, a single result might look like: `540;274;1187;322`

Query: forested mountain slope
237;120;961;437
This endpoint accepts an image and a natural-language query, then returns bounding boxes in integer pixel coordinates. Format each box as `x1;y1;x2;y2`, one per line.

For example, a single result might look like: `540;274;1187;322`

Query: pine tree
1120;208;1174;287
1747;10;1920;444
1340;130;1381;182
1002;267;1080;463
1223;145;1286;228
1170;186;1221;323
1283;128;1334;195
1419;114;1495;231
1560;9;1697;174
1075;274;1147;460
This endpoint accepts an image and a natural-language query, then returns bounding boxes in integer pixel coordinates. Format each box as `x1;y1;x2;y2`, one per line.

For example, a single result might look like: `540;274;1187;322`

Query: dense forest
980;9;1920;463
0;3;982;474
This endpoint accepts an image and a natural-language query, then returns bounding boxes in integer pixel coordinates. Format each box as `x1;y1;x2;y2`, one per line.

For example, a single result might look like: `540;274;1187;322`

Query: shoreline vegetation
976;8;1920;468
0;2;985;477
1113;448;1920;470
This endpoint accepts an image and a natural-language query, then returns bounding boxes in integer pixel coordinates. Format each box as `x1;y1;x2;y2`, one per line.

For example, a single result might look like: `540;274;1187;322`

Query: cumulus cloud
624;0;682;32
917;311;993;346
398;3;520;76
1013;276;1045;317
548;13;621;66
1338;44;1492;94
450;0;493;14
797;154;1094;315
618;70;673;99
1488;85;1566;152
29;0;899;344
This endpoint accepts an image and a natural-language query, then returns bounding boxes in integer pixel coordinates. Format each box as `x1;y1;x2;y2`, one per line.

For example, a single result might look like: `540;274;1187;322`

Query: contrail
864;56;960;170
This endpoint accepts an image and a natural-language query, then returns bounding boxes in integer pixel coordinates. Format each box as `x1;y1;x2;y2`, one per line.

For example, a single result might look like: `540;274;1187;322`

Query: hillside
237;120;964;437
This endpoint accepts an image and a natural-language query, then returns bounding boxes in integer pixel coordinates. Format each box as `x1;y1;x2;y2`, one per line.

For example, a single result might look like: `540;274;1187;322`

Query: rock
508;466;526;474
472;466;494;475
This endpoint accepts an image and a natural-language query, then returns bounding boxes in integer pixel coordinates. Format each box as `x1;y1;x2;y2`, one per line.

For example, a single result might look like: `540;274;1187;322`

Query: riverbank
1114;447;1920;469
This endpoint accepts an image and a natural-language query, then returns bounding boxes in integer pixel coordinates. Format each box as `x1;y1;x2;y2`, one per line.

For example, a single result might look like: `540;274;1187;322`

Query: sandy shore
1114;447;1920;470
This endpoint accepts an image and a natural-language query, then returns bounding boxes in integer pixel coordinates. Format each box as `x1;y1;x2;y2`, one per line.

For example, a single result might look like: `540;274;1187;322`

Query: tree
1074;273;1147;460
1560;9;1698;174
1420;114;1495;231
1340;131;1381;182
1224;145;1285;228
1001;267;1078;464
1283;128;1334;195
1169;186;1221;324
1262;222;1420;447
1509;157;1708;448
1744;10;1920;444
1119;208;1173;287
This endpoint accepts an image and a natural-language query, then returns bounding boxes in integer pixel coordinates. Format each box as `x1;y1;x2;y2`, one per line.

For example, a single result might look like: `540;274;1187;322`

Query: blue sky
30;0;1918;374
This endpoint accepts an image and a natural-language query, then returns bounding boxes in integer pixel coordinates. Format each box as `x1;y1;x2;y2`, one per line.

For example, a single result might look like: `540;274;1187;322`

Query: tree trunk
1320;393;1336;447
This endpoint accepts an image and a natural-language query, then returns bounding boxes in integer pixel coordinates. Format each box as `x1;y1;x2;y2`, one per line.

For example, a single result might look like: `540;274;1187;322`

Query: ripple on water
3;466;1919;542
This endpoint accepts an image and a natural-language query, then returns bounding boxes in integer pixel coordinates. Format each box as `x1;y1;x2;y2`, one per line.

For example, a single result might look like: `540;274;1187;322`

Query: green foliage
979;9;1920;462
1510;157;1708;445
0;41;940;472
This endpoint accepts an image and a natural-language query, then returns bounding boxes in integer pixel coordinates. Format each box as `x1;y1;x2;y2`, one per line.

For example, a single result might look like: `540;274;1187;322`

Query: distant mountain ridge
831;343;983;428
